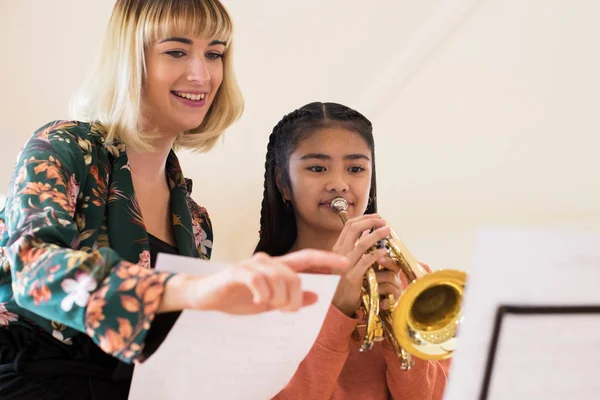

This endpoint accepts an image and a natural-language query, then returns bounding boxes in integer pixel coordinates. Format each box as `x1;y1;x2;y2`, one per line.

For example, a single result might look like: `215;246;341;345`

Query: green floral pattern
0;120;213;363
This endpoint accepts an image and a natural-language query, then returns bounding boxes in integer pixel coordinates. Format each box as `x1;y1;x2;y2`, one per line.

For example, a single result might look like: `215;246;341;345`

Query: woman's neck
127;136;176;183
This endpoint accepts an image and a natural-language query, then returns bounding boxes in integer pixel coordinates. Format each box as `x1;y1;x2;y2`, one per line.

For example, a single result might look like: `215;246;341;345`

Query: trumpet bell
392;269;467;360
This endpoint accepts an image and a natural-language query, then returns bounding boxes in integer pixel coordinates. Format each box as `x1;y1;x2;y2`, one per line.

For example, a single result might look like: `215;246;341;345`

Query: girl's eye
308;166;326;173
166;50;186;59
348;166;365;173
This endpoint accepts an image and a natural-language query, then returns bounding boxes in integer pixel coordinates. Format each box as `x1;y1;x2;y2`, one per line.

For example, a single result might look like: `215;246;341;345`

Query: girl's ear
275;167;291;201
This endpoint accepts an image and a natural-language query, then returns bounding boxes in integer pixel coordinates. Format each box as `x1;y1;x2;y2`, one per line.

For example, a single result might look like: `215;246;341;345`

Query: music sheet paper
483;313;600;399
443;227;600;400
128;253;341;400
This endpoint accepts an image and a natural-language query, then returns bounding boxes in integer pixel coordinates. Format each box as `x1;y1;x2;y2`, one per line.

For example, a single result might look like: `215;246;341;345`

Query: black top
141;234;182;358
148;233;179;269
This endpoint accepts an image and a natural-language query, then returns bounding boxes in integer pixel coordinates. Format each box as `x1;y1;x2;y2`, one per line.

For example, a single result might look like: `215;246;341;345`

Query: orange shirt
273;305;449;400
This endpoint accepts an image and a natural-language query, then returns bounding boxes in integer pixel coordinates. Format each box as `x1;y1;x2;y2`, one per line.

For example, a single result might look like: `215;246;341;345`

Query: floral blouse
0;120;213;363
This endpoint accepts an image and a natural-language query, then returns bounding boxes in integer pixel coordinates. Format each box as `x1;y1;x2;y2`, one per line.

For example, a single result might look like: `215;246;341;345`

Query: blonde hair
70;0;244;152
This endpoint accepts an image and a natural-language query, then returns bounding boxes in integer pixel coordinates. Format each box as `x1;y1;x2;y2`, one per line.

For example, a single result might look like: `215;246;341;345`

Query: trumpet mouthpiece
330;197;348;213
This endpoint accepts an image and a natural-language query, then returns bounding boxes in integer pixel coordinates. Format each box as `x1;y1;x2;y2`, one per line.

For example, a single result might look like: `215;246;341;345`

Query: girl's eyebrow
299;153;370;161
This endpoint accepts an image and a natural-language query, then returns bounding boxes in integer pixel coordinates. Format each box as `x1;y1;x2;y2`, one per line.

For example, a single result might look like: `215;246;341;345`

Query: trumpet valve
373;322;385;342
374;238;389;250
399;349;415;371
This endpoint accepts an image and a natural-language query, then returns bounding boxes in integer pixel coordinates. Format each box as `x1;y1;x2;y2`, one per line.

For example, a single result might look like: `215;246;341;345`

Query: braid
255;108;309;255
257;129;279;235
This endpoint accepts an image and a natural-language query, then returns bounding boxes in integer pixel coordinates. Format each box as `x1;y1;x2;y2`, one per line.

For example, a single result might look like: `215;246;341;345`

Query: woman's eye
166;50;186;59
308;166;326;173
206;52;224;61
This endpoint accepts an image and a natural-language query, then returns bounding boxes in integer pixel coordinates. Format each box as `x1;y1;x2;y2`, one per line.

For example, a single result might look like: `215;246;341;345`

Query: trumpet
330;197;467;370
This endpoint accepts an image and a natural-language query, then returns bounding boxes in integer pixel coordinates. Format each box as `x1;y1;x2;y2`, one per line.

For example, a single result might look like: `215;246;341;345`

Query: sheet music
485;313;600;400
443;226;600;400
128;253;340;400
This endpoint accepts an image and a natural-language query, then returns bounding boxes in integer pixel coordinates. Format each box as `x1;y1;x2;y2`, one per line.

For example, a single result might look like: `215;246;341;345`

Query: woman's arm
3;121;175;363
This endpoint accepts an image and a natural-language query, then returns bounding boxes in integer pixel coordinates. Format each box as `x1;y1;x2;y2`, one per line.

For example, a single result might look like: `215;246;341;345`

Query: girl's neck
288;218;341;254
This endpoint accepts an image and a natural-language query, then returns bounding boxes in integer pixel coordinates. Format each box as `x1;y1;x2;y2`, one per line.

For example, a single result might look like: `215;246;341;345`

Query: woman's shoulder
28;120;126;161
31;120;108;146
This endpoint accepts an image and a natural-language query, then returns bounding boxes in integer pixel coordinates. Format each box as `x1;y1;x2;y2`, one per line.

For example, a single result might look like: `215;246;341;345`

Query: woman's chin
176;119;204;132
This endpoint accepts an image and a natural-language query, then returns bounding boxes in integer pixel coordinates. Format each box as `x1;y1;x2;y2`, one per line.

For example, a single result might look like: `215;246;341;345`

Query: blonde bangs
142;0;233;49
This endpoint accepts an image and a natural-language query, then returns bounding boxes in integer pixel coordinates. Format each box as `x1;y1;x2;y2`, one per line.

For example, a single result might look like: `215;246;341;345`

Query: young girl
255;102;449;399
0;3;347;399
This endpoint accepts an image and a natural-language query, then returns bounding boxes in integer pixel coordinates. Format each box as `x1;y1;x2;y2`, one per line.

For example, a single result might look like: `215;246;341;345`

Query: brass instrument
330;197;467;370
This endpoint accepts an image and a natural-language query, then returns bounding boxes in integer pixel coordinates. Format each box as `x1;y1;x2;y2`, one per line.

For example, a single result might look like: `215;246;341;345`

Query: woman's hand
329;214;395;316
159;249;348;315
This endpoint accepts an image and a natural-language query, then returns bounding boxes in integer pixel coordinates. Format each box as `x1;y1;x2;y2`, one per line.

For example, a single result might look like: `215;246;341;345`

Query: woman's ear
275;168;291;201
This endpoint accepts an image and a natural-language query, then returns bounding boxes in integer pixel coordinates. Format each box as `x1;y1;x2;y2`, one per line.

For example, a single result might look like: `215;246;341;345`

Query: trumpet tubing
330;196;467;368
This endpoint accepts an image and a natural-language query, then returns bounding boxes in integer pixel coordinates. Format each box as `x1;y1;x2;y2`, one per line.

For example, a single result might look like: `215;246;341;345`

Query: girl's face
142;33;225;135
283;126;373;233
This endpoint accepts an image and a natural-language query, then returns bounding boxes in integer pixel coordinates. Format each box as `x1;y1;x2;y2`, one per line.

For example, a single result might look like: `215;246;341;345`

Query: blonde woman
0;1;347;398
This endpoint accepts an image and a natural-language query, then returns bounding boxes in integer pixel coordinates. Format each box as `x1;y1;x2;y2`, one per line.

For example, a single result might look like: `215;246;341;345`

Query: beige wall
1;0;598;271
